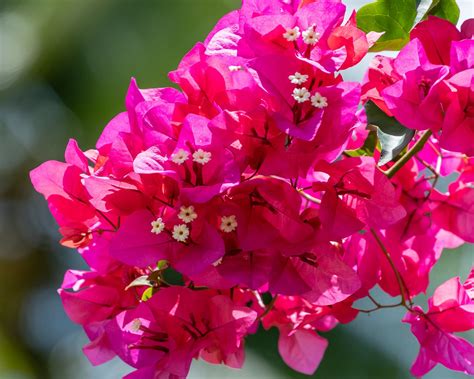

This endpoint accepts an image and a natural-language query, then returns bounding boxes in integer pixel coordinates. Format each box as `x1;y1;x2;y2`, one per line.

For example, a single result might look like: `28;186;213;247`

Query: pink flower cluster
362;16;474;155
30;1;473;378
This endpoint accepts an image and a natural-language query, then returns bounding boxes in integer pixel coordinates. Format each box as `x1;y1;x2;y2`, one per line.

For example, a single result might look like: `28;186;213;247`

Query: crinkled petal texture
404;309;474;377
403;270;474;377
104;287;257;378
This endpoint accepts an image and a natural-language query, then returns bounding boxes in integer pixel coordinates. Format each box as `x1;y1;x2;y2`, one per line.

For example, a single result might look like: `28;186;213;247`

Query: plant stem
370;228;412;307
298;190;321;204
384;130;433;179
259;295;278;319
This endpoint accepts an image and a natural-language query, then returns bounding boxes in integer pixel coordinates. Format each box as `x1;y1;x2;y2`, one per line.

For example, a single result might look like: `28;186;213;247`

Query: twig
259;295;278;320
384;130;433;179
298;190;321;204
370;228;413;307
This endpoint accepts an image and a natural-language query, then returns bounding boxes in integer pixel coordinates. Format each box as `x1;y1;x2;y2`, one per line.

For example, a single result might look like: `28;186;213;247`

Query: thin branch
298;190;321;204
259;295;278;320
370;228;412;307
384;130;433;179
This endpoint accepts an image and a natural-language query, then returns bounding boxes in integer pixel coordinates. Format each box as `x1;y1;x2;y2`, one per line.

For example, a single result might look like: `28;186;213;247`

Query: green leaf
344;130;378;158
157;260;168;270
426;0;460;24
364;101;415;166
125;275;152;290
356;0;417;51
141;287;154;301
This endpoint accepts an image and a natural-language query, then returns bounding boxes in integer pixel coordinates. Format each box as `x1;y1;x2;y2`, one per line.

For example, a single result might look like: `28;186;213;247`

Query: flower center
302;25;320;45
220;215;238;233
311;92;328;109
192;149;212;165
151;217;166;235
171;149;190;165
283;26;301;42
292;87;311;103
172;224;190;242
178;205;198;223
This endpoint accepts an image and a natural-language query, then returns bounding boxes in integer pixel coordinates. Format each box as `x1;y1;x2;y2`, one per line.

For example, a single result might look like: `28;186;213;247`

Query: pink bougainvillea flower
431;179;474;243
404;307;474;377
311;157;406;239
427;274;474;333
403;271;474;376
436;70;474;155
30;155;102;248
382;39;450;131
261;295;330;375
269;247;361;305
104;287;257;378
59;267;139;325
109;209;225;276
28;0;474;378
361;55;400;116
410;16;462;66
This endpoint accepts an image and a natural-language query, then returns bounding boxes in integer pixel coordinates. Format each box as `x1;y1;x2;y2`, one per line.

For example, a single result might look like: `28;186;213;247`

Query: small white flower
192;149;212;165
302;25;320;45
151;217;165;235
172;224;190;242
311;92;328;109
129;319;142;333
171;149;190;165
212;257;223;267
289;72;309;85
283;26;301;42
228;65;243;72
178;205;198;223
220;215;238;233
292;87;311;103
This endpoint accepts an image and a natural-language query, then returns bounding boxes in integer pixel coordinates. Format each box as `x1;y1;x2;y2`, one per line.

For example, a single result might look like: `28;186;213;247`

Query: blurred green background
0;0;472;378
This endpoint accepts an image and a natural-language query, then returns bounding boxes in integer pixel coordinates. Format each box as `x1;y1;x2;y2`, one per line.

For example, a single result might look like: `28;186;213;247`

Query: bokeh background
0;0;473;378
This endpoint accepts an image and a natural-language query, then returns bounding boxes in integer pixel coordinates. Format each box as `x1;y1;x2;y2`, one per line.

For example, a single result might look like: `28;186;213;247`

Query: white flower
302;25;320;45
283;26;301;42
220;215;238;233
178;205;198;223
129;319;142;333
171;149;190;165
228;65;243;72
311;92;328;109
151;217;165;235
212;257;223;266
292;88;311;103
192;149;212;165
289;72;309;85
172;224;190;242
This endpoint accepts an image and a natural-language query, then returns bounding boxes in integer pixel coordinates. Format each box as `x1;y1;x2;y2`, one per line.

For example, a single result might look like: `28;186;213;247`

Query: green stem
384;130;433;179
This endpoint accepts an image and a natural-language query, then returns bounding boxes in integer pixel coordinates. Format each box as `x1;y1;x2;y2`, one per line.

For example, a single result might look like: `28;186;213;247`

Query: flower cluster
30;1;473;378
362;16;474;155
